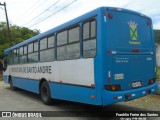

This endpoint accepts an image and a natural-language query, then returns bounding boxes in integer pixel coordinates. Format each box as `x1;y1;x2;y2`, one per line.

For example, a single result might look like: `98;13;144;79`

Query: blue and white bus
2;7;158;106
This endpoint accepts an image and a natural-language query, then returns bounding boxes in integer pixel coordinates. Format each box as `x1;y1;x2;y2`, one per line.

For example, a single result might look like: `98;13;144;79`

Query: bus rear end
101;7;158;105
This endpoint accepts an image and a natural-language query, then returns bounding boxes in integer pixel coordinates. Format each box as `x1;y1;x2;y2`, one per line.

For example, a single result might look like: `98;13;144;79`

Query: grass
0;77;3;81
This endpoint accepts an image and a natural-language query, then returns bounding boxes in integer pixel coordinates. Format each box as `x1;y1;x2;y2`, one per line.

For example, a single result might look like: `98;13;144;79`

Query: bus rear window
107;11;152;53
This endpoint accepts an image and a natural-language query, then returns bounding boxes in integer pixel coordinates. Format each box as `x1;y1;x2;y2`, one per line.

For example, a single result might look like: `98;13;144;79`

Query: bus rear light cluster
125;94;135;99
151;89;155;92
114;8;122;11
147;20;151;26
142;90;151;94
131;49;140;53
113;96;122;100
108;13;113;19
150;52;156;54
148;78;156;85
107;50;116;54
142;91;146;94
104;85;121;91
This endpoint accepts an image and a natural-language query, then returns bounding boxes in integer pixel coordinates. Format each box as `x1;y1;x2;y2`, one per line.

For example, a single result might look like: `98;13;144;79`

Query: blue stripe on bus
3;75;158;106
49;82;102;105
3;76;102;105
11;77;39;94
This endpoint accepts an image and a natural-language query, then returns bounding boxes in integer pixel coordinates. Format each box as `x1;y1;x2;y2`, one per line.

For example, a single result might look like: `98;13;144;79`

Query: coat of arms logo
128;21;138;40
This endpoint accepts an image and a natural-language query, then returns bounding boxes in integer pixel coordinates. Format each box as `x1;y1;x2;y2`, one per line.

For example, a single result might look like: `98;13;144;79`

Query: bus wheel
9;77;16;90
40;81;52;105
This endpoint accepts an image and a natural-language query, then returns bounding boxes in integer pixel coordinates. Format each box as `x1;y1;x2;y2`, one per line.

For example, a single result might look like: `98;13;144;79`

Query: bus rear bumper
102;82;158;106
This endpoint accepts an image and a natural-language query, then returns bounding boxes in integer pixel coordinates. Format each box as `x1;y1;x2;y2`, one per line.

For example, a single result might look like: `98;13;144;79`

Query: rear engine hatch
112;55;154;90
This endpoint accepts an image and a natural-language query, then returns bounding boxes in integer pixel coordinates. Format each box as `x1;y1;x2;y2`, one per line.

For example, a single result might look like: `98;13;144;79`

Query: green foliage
0;77;3;81
154;30;160;44
0;44;10;55
157;67;160;81
0;22;40;56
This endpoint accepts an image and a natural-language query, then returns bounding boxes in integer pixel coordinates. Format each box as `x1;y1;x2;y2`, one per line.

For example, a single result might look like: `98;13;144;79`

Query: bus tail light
148;78;156;85
114;8;122;11
104;85;121;91
107;50;116;54
151;52;156;54
147;20;151;26
113;96;122;100
132;49;140;53
125;94;135;100
108;13;113;19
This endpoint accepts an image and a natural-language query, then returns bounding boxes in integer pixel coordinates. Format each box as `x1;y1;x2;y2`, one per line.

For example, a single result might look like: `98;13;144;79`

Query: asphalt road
0;81;159;120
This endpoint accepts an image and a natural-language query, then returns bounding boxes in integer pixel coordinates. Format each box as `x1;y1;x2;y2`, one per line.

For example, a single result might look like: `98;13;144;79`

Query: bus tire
40;81;52;105
9;77;16;90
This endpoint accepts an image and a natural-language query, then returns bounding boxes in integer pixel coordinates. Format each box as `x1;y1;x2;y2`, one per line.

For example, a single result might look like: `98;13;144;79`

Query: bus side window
19;47;23;63
67;26;80;59
40;36;55;62
40;38;47;50
13;49;18;64
57;26;80;60
23;46;27;63
57;30;67;60
28;42;39;63
19;46;27;64
83;19;96;58
28;43;33;53
8;51;13;65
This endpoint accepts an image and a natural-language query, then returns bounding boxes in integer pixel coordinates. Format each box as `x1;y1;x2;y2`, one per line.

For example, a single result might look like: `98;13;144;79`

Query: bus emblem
128;21;138;40
128;21;140;45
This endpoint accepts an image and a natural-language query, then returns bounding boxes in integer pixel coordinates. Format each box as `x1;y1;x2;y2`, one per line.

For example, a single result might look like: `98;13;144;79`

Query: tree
0;22;40;55
154;30;160;44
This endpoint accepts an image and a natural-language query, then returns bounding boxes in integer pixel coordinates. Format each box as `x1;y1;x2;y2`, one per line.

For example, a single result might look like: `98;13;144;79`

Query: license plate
132;81;141;88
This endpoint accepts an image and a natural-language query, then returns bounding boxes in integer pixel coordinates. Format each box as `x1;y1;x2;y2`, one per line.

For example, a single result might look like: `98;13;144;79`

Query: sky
0;0;160;33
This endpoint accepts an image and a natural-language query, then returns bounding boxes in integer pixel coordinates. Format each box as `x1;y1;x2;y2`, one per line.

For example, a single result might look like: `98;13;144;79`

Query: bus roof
4;6;151;55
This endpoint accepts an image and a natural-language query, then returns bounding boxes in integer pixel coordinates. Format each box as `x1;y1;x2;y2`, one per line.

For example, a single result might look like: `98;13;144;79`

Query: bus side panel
12;77;39;94
92;8;106;106
49;82;101;105
5;59;95;87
